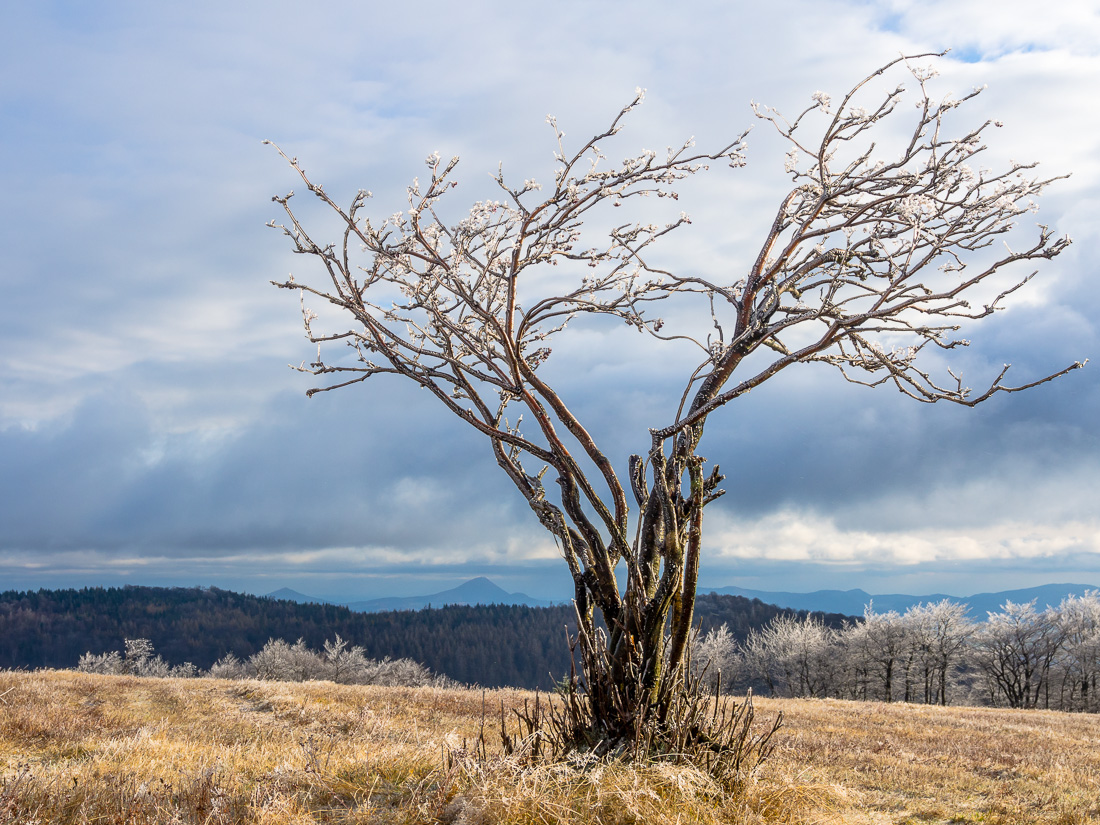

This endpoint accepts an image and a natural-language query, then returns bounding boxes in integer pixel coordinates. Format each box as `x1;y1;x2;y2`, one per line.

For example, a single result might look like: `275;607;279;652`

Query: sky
1;0;1098;603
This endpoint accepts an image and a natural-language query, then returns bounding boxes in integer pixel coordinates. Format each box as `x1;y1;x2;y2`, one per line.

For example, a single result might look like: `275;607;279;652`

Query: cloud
869;0;1100;59
0;0;1097;597
706;508;1100;567
0;376;554;554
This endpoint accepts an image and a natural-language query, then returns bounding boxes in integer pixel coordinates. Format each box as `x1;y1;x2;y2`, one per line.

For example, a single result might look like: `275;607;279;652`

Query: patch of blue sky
875;10;904;33
950;41;1045;64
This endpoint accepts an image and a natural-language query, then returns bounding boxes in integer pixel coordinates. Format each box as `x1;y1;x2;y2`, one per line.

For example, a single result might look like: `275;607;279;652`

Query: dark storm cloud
0;369;528;555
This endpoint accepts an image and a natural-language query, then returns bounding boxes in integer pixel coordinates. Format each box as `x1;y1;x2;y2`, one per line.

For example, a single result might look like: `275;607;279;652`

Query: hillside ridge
0;585;840;689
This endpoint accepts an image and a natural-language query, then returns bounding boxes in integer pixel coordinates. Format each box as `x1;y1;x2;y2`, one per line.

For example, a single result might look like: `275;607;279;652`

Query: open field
2;670;1099;824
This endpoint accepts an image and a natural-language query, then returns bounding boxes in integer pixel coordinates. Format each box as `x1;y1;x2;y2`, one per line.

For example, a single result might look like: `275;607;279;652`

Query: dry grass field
2;670;1098;824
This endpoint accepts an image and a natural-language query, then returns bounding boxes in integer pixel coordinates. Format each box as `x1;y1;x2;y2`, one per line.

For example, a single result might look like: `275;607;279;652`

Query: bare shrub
207;653;249;679
247;638;327;681
76;639;183;678
76;650;123;675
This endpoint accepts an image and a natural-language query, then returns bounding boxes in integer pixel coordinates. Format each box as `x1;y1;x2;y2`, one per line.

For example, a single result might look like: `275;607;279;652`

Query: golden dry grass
752;696;1100;824
1;670;1098;824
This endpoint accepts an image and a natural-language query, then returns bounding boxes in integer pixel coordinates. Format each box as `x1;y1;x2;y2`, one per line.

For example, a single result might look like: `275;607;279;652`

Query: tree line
9;584;1095;711
693;594;1100;712
0;586;841;690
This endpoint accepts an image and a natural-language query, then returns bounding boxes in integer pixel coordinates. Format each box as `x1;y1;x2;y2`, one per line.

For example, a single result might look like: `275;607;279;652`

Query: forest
0;585;838;689
695;593;1100;712
5;585;1097;711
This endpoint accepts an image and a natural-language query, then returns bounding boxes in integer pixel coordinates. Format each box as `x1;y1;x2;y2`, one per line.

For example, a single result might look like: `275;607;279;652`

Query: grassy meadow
2;670;1099;824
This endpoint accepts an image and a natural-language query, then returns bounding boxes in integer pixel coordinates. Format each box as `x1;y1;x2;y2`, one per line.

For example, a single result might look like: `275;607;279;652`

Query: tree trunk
552;441;721;754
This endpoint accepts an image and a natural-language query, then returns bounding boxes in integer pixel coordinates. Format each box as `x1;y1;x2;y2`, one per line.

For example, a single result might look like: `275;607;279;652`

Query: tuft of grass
3;671;1100;823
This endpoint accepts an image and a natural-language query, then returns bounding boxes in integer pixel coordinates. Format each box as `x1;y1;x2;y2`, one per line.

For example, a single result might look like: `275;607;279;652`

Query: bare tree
919;600;975;706
849;604;910;702
208;652;248;680
1051;591;1100;712
831;621;874;701
972;600;1064;708
242;636;447;687
268;54;1080;760
691;623;741;692
322;633;370;684
743;614;838;698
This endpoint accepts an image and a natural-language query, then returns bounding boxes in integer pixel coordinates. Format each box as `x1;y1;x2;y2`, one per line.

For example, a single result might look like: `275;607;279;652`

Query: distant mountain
343;576;555;612
265;587;329;604
264;578;553;610
703;582;1099;618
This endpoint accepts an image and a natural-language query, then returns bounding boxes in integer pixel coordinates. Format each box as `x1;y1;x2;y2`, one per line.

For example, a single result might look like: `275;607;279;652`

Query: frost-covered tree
232;637;447;687
208;652;249;680
1051;591;1100;712
269;54;1080;759
691;623;742;692
743;614;837;698
972;600;1064;708
912;600;974;705
322;634;370;684
77;639;194;679
248;638;324;682
848;605;910;702
76;650;123;676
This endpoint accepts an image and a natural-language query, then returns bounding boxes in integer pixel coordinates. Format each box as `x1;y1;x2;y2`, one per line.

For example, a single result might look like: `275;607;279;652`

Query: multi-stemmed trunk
543;424;728;754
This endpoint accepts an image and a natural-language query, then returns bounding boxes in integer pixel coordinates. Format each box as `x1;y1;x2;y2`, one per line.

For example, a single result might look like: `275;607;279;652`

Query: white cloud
707;509;1100;567
872;0;1100;59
